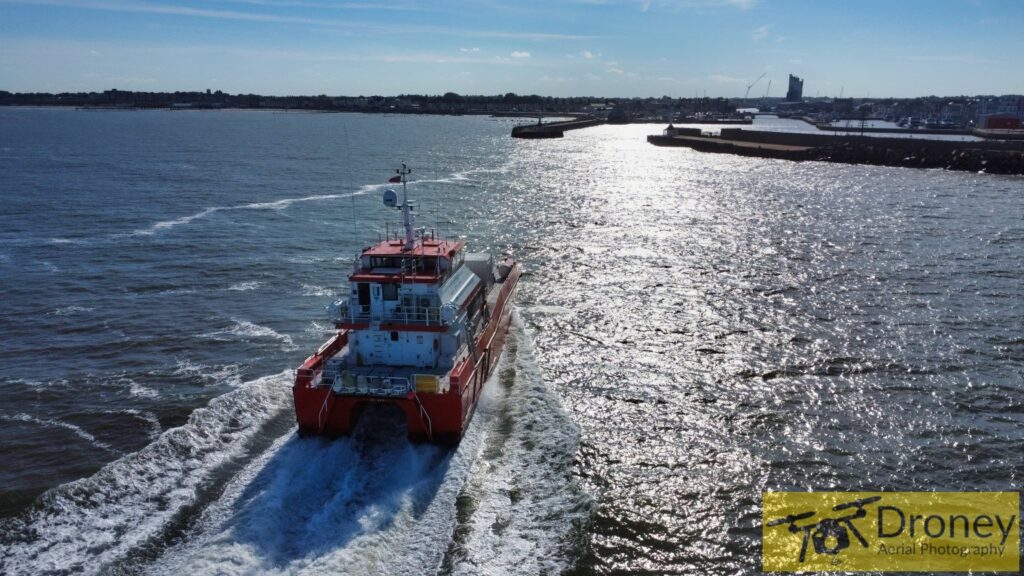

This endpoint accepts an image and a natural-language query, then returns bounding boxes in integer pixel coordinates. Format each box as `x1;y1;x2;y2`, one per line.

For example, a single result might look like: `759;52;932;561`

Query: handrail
455;325;499;395
317;380;334;433
333;303;440;326
409;385;433;441
296;367;316;385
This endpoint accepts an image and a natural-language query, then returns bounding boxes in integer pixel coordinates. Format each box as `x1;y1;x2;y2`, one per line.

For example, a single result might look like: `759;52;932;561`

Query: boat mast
396;163;415;249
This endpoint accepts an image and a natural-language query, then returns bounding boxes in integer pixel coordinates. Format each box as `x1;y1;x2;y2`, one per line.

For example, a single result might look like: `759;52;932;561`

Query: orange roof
361;239;464;258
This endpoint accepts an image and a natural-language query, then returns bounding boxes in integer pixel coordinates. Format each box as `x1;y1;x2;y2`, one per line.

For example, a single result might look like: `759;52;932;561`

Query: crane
744;72;767;100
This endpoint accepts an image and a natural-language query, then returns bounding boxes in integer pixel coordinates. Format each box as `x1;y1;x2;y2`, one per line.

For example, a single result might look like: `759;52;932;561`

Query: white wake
152;315;590;576
0;371;294;576
0;315;591;576
128;186;380;237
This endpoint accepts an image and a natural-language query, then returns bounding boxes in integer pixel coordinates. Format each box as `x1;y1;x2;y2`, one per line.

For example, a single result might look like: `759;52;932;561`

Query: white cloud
581;50;594;58
459;47;480;52
510;51;531;58
14;0;601;41
752;24;771;41
907;55;1001;64
710;74;745;84
634;0;758;10
607;67;625;74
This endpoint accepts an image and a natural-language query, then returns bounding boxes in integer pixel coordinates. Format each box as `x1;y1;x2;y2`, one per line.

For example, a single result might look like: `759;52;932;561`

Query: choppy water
0;108;1021;575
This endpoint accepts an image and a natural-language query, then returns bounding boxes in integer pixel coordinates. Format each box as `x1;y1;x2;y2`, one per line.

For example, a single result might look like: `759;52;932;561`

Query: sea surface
0;108;1022;575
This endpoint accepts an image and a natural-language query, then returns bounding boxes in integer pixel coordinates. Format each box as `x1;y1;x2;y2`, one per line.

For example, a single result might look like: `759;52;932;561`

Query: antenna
395;163;415;249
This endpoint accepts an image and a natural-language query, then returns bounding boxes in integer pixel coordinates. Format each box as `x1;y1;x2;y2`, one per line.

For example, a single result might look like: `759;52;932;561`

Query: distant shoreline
0;104;549;118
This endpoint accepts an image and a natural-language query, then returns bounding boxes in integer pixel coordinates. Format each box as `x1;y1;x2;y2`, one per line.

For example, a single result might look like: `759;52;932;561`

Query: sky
0;0;1021;98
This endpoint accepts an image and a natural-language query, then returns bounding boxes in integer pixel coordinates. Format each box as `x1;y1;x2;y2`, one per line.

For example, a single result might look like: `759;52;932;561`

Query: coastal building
982;114;1021;129
976;95;1024;127
832;98;854;116
785;74;804;102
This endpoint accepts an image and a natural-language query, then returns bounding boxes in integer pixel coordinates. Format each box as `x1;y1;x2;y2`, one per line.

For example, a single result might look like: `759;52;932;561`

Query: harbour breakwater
648;128;1024;175
511;118;604;138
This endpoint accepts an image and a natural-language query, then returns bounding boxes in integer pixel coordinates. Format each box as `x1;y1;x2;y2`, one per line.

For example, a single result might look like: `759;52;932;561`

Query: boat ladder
409;388;433;441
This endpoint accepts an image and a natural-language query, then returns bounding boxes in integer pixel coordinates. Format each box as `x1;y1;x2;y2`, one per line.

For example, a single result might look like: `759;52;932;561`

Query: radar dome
382;189;399;208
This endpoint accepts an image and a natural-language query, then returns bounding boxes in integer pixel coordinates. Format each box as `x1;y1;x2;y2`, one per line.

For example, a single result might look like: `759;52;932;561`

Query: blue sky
0;0;1021;97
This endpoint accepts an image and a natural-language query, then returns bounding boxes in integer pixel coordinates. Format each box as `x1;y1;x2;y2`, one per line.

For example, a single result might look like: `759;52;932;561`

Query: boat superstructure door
369;283;384;320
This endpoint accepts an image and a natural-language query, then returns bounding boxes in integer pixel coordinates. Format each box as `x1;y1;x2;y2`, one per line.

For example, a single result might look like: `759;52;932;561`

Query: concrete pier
511;117;604;138
647;133;812;161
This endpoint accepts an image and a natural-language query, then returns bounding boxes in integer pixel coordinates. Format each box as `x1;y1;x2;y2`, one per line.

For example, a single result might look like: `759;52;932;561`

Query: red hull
293;263;521;444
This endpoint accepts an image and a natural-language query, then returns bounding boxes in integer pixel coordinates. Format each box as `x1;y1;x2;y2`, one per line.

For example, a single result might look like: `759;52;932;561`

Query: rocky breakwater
650;127;1024;175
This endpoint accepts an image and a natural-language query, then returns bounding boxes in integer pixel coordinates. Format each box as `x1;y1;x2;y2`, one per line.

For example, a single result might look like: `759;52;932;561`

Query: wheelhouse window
382;283;398;301
370;256;402;268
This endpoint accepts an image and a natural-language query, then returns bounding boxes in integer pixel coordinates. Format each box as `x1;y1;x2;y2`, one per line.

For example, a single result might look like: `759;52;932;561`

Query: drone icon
767;496;882;562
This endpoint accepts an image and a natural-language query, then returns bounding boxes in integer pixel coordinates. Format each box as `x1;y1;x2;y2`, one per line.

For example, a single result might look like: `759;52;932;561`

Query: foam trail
150;313;591;576
446;315;593;576
450;165;512;181
50;306;95;316
152;421;455;576
109;409;163;440
129;188;374;236
1;413;116;454
201;319;296;351
127;380;158;398
133;206;223;236
148;369;508;576
0;370;294;576
301;284;335;297
227;281;262;292
173;359;243;387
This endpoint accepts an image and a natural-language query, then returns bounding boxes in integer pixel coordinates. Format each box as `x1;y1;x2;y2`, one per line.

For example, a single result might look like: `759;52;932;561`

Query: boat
292;164;522;444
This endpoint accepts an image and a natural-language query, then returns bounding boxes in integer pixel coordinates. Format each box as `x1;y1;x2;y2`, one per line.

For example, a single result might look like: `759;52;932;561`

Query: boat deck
319;349;454;397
